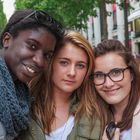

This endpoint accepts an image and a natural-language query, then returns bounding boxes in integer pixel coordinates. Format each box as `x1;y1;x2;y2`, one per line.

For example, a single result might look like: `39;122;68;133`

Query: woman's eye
45;53;53;60
26;40;37;50
94;73;104;79
59;61;68;66
45;52;53;60
76;64;86;69
27;44;37;50
111;69;121;76
31;45;36;49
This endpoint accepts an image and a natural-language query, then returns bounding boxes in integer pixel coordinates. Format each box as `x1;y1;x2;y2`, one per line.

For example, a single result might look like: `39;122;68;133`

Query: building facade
128;0;140;54
85;0;140;54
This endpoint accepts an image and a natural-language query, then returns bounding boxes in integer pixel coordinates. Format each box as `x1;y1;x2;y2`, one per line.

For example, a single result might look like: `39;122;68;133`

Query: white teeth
26;66;35;73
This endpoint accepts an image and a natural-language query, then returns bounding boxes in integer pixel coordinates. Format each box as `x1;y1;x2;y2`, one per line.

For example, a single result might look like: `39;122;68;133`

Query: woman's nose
104;76;114;87
68;65;76;77
33;52;46;68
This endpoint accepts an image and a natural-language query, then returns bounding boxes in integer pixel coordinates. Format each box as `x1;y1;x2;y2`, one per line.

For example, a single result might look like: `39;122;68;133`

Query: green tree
15;0;130;43
0;0;7;34
15;0;100;30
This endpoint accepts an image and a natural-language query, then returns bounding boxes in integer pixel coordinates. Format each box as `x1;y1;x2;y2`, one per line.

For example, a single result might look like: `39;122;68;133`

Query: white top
45;115;74;140
120;128;131;140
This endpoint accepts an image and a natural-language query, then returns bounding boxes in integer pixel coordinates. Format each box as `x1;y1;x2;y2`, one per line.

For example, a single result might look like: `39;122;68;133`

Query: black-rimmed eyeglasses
23;10;64;37
93;67;130;86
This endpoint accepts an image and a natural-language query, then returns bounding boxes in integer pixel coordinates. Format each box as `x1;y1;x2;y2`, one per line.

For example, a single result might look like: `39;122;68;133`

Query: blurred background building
128;0;140;54
85;0;140;54
1;0;140;54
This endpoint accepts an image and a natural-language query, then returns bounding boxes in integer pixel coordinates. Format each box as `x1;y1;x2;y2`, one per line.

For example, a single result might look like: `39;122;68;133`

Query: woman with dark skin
0;9;64;140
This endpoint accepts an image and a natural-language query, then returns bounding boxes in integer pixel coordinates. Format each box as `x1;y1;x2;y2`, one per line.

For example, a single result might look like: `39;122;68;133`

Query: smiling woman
93;39;140;140
0;9;64;140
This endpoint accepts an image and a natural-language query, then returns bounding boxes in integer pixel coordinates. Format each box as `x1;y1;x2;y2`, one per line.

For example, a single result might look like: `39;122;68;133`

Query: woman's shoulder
132;101;140;140
0;122;16;140
15;118;45;140
68;114;100;140
79;114;100;138
134;100;140;116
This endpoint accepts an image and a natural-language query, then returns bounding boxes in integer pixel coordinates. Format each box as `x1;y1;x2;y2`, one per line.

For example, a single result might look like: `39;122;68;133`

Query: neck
112;101;128;122
111;94;129;122
51;91;71;131
54;90;72;107
54;92;71;115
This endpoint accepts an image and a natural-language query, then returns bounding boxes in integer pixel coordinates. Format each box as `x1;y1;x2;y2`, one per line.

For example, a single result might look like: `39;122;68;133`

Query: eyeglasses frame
93;67;130;86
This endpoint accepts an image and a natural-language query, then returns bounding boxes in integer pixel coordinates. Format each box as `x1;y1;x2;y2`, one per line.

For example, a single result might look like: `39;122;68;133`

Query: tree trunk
100;0;108;40
124;0;129;48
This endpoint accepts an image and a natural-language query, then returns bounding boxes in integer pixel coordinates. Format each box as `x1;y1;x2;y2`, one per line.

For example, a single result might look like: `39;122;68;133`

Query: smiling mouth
23;63;40;75
26;66;36;73
105;88;120;92
104;88;120;94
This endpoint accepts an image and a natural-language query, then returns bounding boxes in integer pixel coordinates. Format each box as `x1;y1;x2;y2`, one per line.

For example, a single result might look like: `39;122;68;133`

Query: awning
128;10;140;22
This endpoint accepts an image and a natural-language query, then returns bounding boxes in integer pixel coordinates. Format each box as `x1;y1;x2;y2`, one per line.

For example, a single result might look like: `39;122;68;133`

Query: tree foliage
15;0;101;30
0;0;7;34
15;0;129;42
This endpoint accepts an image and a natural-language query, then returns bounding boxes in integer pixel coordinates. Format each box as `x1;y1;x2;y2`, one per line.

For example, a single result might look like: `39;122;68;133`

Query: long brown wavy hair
94;39;140;131
29;31;109;137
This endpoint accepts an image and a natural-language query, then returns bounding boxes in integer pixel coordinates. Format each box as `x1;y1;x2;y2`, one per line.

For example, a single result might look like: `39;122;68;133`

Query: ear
2;32;13;48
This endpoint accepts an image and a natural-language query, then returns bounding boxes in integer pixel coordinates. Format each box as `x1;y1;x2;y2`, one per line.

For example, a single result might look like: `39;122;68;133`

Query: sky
3;0;15;20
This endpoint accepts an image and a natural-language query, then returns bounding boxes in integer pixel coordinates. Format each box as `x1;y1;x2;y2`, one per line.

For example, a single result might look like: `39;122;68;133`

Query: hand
102;127;120;140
